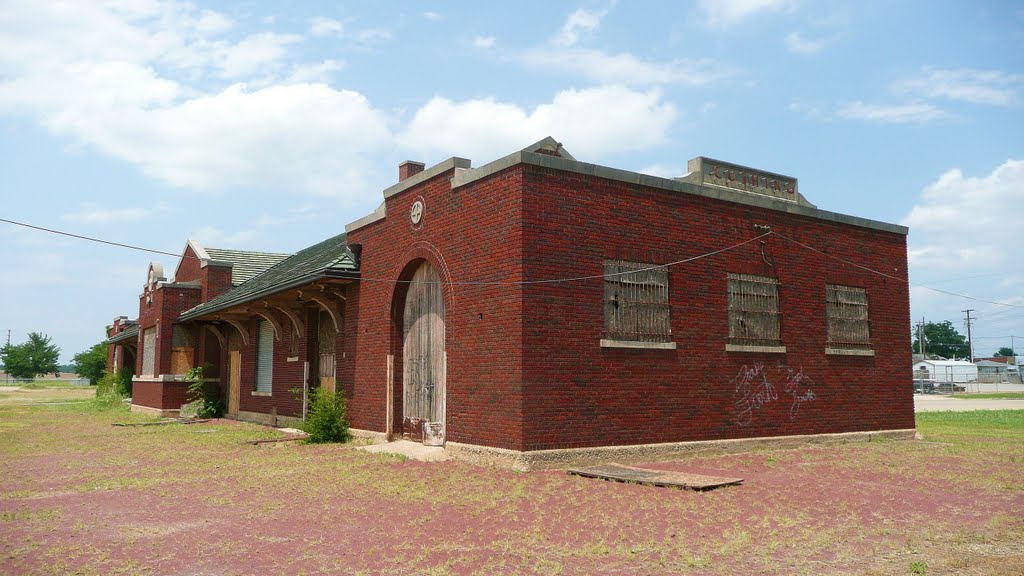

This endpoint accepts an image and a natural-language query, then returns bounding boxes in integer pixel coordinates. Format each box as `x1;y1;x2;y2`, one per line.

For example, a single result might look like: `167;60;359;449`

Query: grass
1;388;1022;575
916;409;1024;440
951;392;1024;400
9;379;90;389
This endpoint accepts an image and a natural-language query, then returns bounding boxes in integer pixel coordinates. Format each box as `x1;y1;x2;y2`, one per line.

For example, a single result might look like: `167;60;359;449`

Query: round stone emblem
410;200;424;225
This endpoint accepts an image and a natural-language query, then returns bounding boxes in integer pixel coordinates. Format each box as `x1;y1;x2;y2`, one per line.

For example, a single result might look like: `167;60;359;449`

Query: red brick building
109;137;914;468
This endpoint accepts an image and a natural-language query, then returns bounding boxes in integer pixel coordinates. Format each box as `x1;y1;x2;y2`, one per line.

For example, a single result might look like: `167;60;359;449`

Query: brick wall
202;265;233;301
236;319;307;418
132;281;202;409
518;164;913;450
347;166;526;449
174;245;202;282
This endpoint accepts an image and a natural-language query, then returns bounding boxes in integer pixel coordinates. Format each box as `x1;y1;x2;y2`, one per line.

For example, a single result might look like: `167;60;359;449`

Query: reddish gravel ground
1;395;1022;575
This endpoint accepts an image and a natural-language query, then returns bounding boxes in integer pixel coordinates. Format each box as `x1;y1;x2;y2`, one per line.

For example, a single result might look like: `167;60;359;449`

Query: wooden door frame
388;257;449;443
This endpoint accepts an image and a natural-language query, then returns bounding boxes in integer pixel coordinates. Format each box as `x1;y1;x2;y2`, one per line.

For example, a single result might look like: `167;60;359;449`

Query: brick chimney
399;160;425;182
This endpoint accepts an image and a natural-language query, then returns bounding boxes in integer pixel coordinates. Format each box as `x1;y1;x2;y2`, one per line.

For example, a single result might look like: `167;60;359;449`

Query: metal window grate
727;273;782;346
604;260;671;343
826;284;871;349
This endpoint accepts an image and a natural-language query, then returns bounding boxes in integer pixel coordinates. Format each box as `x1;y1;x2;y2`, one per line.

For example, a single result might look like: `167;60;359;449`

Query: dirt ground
1;394;1022;575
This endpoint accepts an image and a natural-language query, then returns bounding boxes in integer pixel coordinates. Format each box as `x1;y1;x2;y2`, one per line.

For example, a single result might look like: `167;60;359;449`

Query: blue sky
1;0;1022;362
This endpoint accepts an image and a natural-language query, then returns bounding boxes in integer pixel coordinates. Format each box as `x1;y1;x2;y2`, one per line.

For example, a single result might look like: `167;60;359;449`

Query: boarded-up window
255;320;273;393
170;325;195;375
318;310;336;394
826;285;871;349
728;273;782;346
604;260;671;343
141;327;156;376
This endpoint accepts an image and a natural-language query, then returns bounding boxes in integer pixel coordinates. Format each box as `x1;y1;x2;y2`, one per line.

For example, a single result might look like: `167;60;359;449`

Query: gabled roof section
521;136;576;160
204;247;291;286
178;233;358;322
185;239;290;286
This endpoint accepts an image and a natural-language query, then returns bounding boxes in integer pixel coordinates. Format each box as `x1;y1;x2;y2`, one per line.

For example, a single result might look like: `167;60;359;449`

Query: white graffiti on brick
732;362;817;425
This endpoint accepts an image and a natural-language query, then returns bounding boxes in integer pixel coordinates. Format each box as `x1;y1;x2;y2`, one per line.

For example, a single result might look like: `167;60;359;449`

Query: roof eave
178;267;358;322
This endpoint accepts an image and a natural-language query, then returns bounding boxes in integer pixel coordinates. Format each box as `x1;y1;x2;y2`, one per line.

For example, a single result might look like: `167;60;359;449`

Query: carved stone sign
688;156;798;203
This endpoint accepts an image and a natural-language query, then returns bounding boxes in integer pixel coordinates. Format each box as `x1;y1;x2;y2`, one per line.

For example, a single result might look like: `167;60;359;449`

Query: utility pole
917;318;926;356
962;309;975;363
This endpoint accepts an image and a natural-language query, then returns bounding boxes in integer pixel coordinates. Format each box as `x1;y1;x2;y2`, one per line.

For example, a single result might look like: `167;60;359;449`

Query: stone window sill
725;344;787;354
600;339;677;350
826;348;875;356
251;391;272;397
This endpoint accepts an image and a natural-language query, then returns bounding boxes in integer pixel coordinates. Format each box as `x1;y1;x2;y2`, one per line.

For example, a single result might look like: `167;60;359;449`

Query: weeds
301;388;349;443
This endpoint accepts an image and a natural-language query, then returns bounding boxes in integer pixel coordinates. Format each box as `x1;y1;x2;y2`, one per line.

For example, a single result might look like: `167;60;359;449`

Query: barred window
604;260;671;343
727;273;782;347
826;285;871;350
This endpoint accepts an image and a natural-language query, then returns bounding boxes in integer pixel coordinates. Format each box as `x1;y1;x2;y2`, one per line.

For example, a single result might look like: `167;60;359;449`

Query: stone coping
445;429;917;472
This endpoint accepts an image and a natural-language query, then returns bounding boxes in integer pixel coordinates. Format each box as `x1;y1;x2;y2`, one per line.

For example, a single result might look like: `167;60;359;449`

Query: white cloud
836;101;947;124
784;32;826;55
700;0;794;28
192;225;259;248
423;11;442;22
287;59;345;83
474;35;496;49
352;28;392;46
903;159;1024;272
0;2;391;200
61;202;166;224
895;67;1021;106
216;32;302;78
310;17;344;37
398;85;676;162
523;48;730;86
553;8;606;47
194;10;234;35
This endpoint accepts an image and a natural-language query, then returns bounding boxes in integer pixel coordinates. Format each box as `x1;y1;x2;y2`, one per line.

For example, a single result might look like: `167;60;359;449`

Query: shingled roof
203;247;291;286
178;233;358;322
107;323;139;345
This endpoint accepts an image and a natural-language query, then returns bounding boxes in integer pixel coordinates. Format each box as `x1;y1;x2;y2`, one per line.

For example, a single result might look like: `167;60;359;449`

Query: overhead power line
4;214;1024;307
0;217;190;260
772;232;1024;310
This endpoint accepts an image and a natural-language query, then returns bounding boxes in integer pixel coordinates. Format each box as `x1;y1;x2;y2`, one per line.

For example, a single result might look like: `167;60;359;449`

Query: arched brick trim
387;241;456;321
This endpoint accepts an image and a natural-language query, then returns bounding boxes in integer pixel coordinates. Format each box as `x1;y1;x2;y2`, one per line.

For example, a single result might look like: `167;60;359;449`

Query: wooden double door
402;261;446;446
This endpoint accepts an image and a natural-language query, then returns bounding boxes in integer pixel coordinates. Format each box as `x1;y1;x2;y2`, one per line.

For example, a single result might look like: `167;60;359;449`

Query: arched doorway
401;260;446;445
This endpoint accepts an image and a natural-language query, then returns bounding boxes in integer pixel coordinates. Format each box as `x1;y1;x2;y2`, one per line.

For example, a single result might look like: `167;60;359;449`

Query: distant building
913;360;978;384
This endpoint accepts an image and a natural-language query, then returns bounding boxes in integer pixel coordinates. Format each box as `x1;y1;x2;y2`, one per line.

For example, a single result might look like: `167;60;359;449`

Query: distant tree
911;321;970;359
994;347;1016;357
1;332;61;379
72;342;108;385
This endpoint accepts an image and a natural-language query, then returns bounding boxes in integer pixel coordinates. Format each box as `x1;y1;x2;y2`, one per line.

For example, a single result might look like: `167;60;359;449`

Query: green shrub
301;388;350;443
90;388;127;411
117;366;133;397
95;372;123;397
184;364;224;419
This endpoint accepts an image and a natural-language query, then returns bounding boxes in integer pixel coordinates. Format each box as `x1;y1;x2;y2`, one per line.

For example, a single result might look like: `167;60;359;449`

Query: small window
727;273;782;347
255;320;274;393
826;285;871;350
141;327;157;376
603;260;671;343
